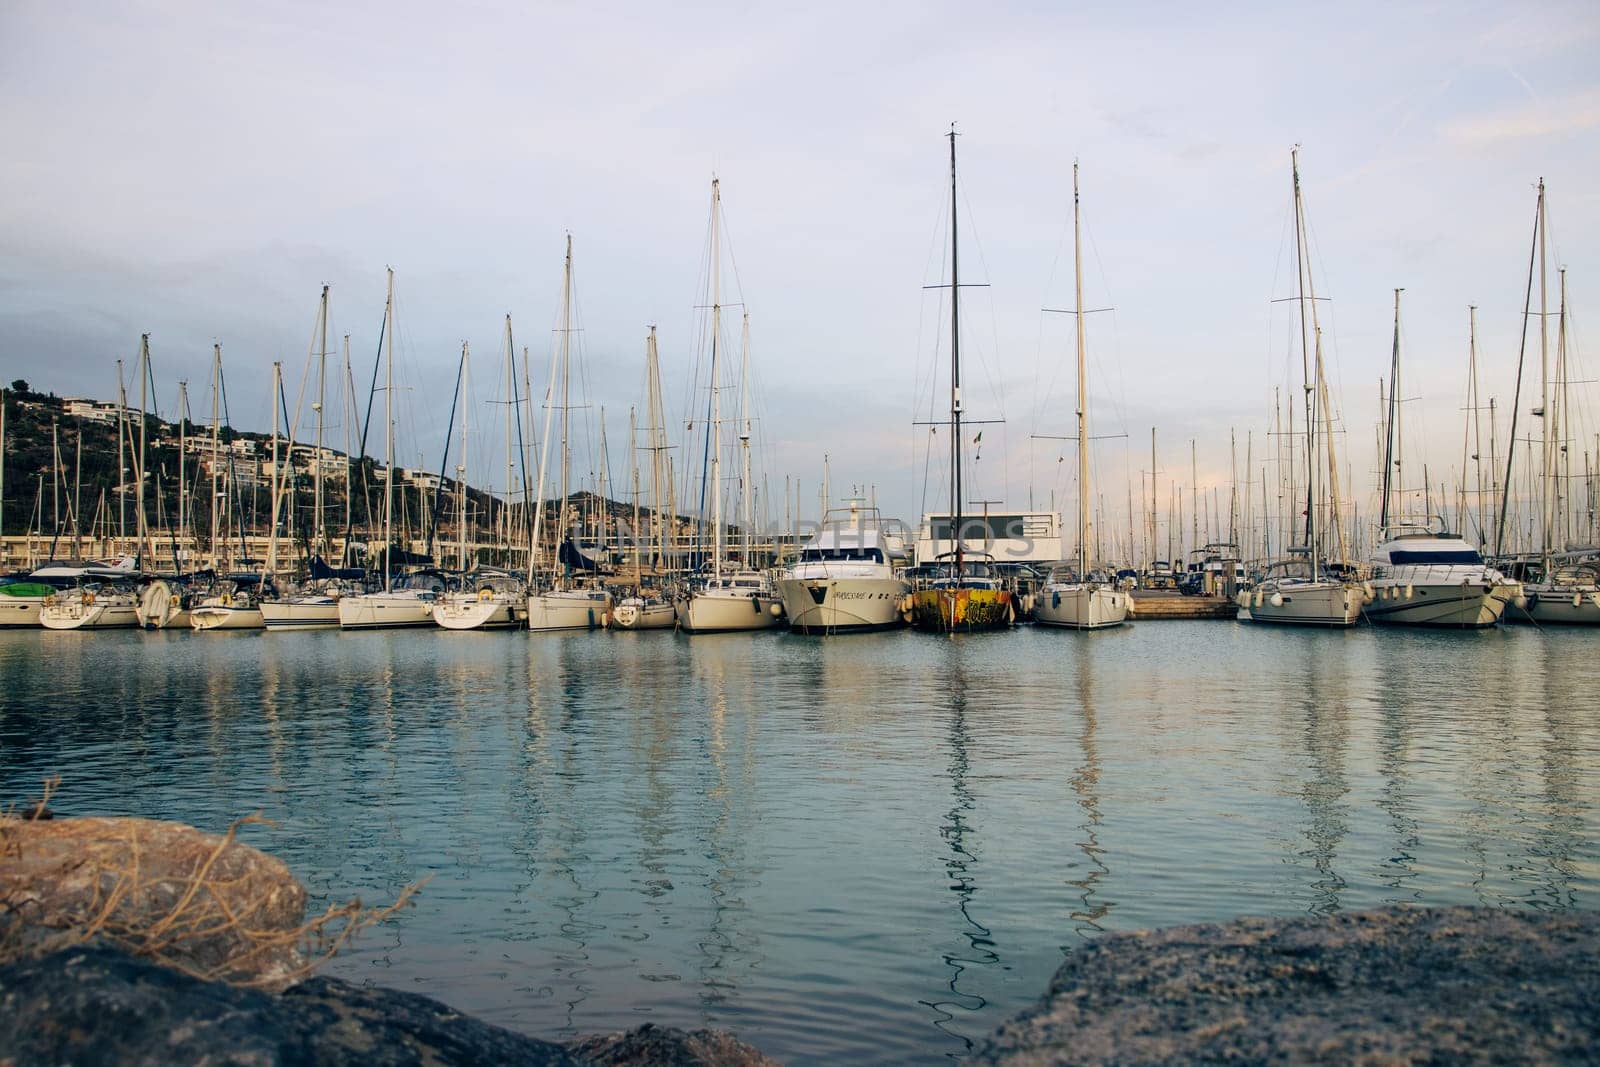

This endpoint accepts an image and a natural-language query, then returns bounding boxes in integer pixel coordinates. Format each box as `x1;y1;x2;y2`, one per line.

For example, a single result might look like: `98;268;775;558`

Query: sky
2;0;1597;554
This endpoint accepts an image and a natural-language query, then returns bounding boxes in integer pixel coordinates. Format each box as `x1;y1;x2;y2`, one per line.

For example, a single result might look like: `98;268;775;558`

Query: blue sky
2;0;1596;552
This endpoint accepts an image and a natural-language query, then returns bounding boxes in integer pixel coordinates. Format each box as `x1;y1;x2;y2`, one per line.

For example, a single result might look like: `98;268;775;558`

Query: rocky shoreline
4;814;1596;1064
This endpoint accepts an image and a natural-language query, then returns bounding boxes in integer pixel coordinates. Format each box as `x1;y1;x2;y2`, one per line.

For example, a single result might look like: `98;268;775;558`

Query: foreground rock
0;815;308;988
975;905;1600;1065
0;946;776;1066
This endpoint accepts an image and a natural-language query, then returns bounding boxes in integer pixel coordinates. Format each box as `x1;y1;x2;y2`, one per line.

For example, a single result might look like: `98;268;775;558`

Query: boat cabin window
1388;549;1483;565
800;547;885;563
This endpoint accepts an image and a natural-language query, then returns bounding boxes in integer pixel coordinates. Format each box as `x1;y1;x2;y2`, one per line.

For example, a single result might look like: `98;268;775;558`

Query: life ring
81;591;95;606
478;587;493;601
220;592;232;607
43;594;57;606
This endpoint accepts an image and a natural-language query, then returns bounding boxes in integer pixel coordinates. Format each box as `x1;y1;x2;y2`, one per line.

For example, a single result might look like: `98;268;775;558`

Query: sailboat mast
136;334;149;565
314;284;328;559
383;267;394;592
1380;290;1403;530
558;235;573;588
630;405;641;585
210;345;221;569
710;181;724;581
504;317;514;561
646;326;665;570
1290;148;1317;578
268;360;281;577
460;341;470;571
739;311;753;569
949;126;964;574
1538;180;1552;566
1073;162;1088;576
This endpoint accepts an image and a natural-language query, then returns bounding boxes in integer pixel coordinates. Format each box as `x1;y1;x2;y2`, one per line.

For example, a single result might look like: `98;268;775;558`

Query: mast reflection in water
1;623;1596;1066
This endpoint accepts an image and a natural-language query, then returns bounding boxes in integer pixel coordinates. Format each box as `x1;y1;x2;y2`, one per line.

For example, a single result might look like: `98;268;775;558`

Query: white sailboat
191;579;266;631
1499;184;1600;625
437;327;529;631
1367;290;1519;628
339;269;440;630
526;236;612;632
613;327;678;631
40;582;140;630
776;502;909;634
1240;148;1360;627
1034;162;1127;631
264;285;344;630
674;180;781;634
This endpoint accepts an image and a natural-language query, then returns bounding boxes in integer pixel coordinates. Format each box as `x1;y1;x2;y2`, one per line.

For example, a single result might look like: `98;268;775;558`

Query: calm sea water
2;623;1596;1063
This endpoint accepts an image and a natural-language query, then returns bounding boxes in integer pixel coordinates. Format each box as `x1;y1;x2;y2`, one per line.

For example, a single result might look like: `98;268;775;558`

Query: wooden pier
1128;591;1238;620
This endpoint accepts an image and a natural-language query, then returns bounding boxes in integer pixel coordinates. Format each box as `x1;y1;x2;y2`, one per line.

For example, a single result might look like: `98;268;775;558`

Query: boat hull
909;587;1014;632
261;599;341;630
776;577;909;634
1506;587;1600;625
526;591;612;632
611;599;676;630
337;594;439;630
1237;582;1361;628
136;581;193;630
40;598;140;630
1362;581;1512;628
1034;585;1129;630
434;595;524;631
0;596;47;627
191;605;266;631
675;590;782;633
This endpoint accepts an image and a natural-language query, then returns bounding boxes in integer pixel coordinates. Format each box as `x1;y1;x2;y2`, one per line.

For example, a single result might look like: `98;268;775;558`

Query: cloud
1444;88;1600;144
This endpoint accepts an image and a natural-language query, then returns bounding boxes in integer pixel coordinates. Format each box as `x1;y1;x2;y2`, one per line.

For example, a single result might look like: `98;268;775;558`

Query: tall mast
1538;181;1552;567
646;326;666;569
1149;427;1157;569
136;334;149;565
558;235;573;588
177;381;188;566
459;341;469;571
116;359;126;543
268;360;282;576
314;284;328;558
1557;268;1569;548
739;311;753;569
210;345;221;568
710;182;725;581
1073;162;1088;576
1380;290;1403;529
629;405;641;586
1290;148;1317;578
504;316;515;561
949;125;964;575
382;267;394;592
342;334;352;565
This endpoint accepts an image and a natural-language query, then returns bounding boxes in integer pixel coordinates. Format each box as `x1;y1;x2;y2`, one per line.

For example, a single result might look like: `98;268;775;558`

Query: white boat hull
1507;587;1600;625
526;591;611;632
1238;582;1361;628
775;577;908;634
191;605;266;631
136;581;192;630
261;599;341;630
611;599;676;630
1363;580;1512;628
1034;584;1129;630
434;594;524;631
675;590;782;633
40;598;140;630
0;596;47;627
337;593;439;630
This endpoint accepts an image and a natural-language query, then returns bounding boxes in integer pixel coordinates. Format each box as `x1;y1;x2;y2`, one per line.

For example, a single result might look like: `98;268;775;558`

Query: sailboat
526;237;613;631
613;326;678;630
1240;149;1361;627
1499;183;1600;625
673;180;782;634
339;269;440;629
909;128;1015;633
437;330;528;630
1366;290;1520;627
264;285;345;630
1034;162;1128;631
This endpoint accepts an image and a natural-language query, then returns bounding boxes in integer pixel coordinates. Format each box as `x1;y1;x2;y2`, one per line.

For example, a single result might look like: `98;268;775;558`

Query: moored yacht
1240;556;1362;627
435;570;526;631
39;582;141;630
611;593;676;630
675;568;782;633
776;505;909;635
1365;522;1518;628
909;553;1015;632
1500;556;1600;625
191;579;267;631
